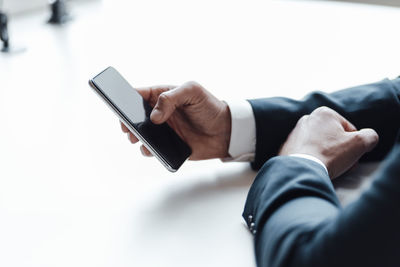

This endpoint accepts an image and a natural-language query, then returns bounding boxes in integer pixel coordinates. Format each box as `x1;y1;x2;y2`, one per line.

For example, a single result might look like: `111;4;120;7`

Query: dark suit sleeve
248;78;400;170
243;145;400;267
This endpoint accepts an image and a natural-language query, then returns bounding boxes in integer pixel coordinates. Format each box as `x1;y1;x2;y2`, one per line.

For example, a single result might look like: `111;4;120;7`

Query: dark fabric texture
243;79;400;267
248;79;400;170
244;147;400;267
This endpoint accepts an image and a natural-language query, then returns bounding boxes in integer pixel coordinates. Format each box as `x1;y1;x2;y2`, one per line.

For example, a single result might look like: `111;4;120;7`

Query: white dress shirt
225;100;329;176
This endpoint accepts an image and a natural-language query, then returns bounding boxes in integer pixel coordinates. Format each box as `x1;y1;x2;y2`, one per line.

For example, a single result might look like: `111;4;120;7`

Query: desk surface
1;0;399;266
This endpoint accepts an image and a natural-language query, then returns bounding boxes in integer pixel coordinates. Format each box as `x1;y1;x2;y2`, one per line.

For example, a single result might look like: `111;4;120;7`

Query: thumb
150;82;202;124
349;128;379;153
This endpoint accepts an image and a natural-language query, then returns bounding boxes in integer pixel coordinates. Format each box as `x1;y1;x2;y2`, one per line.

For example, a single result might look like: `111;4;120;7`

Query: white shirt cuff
222;100;256;162
222;100;329;177
289;154;329;176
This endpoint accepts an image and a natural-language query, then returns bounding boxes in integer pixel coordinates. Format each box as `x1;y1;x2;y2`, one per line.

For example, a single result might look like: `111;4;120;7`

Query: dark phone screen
92;67;192;171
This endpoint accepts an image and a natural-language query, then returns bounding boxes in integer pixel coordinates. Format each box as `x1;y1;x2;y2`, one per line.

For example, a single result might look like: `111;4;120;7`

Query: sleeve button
248;215;253;224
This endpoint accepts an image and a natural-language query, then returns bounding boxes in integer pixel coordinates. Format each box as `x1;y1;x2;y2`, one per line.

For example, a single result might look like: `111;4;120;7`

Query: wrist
201;101;231;159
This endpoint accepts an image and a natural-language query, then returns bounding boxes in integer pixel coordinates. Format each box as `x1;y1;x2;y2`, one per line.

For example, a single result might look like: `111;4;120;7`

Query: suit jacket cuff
242;156;339;236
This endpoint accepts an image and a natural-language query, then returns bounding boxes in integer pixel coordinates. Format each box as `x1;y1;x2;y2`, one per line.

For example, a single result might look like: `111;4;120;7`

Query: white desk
1;0;399;266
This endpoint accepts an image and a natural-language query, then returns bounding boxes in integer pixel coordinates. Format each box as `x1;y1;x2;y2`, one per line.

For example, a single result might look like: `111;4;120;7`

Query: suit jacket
243;78;400;267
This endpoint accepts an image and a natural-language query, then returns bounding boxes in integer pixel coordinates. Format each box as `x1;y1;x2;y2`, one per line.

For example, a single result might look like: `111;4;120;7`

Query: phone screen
90;67;192;171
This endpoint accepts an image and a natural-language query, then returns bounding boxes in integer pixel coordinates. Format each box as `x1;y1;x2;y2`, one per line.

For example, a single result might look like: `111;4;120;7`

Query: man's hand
120;81;232;160
279;107;379;179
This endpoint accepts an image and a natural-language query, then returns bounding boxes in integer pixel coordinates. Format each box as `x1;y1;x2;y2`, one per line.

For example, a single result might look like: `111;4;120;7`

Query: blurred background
333;0;400;7
3;0;84;14
0;0;399;266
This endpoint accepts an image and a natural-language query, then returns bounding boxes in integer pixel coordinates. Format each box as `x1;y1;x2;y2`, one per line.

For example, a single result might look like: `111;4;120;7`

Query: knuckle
184;81;202;94
353;133;368;149
311;106;336;121
185;80;200;88
298;115;308;122
314;106;332;116
158;92;172;104
372;131;379;143
296;115;309;126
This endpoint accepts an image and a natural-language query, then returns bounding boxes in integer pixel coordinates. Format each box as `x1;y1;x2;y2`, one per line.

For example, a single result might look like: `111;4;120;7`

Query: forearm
302;144;400;267
249;78;400;169
243;156;340;267
245;144;400;267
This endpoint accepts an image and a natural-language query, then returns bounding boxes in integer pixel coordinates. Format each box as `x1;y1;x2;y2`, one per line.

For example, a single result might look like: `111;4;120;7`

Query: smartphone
89;67;192;172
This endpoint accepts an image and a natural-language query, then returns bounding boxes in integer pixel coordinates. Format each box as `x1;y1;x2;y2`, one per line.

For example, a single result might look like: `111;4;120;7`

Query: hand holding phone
90;67;232;171
124;81;232;160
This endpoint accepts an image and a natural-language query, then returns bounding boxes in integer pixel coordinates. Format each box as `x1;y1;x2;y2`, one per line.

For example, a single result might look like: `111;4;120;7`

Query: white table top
1;0;400;266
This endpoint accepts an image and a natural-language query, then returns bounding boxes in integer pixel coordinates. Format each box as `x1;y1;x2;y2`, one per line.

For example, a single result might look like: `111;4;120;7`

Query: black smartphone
89;67;192;172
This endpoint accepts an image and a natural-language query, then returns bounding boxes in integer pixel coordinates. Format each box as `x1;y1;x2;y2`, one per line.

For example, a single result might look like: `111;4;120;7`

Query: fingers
140;145;153;157
128;132;139;143
121;121;139;143
339;116;357;132
296;114;309;125
349;128;379;153
127;135;153;157
312;106;357;132
150;81;204;124
312;107;379;153
125;131;153;157
135;85;176;107
323;107;357;132
121;121;153;156
120;121;129;133
149;92;175;124
120;84;179;159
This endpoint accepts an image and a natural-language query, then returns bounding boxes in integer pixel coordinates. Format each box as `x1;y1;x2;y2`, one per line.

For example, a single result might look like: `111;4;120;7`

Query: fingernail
150;109;163;122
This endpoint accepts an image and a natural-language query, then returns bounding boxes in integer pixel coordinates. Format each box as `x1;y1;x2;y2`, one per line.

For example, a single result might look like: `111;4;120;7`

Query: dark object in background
0;11;9;52
48;0;71;24
0;11;25;54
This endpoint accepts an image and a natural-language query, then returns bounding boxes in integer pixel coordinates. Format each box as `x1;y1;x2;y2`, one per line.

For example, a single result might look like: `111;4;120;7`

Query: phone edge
88;78;179;173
